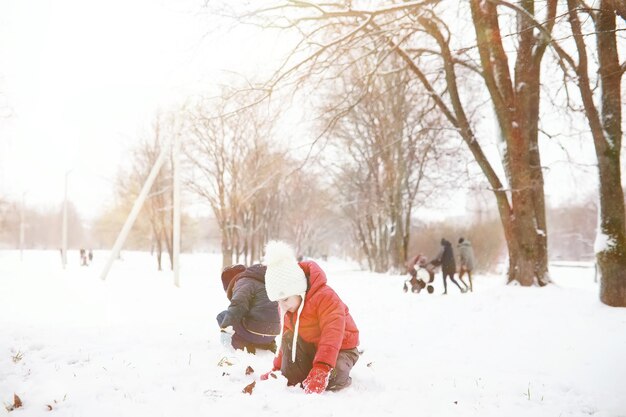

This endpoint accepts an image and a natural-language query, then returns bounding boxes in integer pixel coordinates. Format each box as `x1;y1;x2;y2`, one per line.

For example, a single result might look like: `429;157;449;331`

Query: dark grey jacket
434;239;456;275
216;264;280;344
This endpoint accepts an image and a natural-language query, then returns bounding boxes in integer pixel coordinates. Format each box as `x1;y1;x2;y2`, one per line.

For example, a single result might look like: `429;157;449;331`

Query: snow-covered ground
1;250;624;417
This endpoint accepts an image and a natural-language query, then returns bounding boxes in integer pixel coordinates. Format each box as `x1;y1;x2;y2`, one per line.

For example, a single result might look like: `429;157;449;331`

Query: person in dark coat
457;237;475;292
216;264;281;353
432;238;466;294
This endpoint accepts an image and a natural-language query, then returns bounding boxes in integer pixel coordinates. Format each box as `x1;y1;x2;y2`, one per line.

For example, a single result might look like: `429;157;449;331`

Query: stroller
403;254;436;294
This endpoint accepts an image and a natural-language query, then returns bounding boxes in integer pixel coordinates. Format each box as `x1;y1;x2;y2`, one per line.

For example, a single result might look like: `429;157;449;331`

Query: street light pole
172;132;181;287
61;170;71;269
19;192;25;261
100;140;170;281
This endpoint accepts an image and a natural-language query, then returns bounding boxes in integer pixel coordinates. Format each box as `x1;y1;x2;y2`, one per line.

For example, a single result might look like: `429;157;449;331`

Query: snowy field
1;250;625;417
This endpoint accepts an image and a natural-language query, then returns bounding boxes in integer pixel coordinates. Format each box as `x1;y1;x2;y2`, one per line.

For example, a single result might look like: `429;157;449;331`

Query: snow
594;230;614;254
1;250;625;417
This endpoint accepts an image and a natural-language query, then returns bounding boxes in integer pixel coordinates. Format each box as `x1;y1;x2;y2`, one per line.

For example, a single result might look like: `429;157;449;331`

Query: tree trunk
156;232;163;271
222;245;233;270
595;1;626;306
372;5;551;285
566;0;626;306
467;0;550;285
525;65;550;284
164;223;173;271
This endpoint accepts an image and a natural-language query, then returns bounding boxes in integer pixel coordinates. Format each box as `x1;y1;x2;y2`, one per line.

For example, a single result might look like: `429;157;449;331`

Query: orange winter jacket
274;260;359;369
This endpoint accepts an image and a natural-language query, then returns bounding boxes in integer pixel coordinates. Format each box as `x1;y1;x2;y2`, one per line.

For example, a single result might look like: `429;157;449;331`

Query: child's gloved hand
260;351;281;381
302;363;332;394
259;350;282;381
260;370;277;380
260;362;281;380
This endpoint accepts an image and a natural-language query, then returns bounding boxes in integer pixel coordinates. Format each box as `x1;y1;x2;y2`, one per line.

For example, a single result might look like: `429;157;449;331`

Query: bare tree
115;117;175;271
557;0;626;306
183;92;284;268
233;138;285;264
0;198;10;240
466;0;557;285
275;163;342;258
548;199;597;262
223;1;560;285
0;199;86;251
322;55;449;272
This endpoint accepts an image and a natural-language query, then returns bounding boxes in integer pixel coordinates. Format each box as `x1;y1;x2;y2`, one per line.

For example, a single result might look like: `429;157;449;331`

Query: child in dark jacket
260;241;360;394
216;264;281;353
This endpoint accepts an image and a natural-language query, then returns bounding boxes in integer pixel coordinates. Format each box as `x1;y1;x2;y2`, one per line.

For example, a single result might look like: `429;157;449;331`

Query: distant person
457;237;475;292
259;240;360;394
88;249;93;263
432;238;466;294
80;248;88;266
216;264;281;354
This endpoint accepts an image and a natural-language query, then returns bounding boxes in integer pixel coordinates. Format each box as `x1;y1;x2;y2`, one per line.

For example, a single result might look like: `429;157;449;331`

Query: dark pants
222;317;278;354
459;268;473;292
279;331;359;391
230;332;277;354
442;271;464;293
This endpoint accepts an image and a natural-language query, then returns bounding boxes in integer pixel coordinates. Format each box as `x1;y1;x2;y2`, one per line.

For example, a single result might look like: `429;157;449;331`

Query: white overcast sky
0;0;287;220
0;0;608;222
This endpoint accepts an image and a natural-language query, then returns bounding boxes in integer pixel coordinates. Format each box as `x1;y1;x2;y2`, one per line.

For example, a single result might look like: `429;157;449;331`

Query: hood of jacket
226;264;267;300
297;260;326;296
280;260;359;367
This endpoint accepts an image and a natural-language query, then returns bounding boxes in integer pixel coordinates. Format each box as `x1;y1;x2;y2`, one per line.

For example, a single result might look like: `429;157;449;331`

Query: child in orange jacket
260;240;360;394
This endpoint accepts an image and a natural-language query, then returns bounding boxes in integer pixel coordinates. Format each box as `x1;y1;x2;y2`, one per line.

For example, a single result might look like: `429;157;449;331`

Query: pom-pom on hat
264;240;307;301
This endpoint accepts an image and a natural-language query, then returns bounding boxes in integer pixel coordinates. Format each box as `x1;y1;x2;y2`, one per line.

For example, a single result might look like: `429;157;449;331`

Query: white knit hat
264;240;307;301
264;240;307;363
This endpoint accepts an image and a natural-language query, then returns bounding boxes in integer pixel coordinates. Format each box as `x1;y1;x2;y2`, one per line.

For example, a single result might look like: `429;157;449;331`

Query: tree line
209;0;625;306
1;1;623;307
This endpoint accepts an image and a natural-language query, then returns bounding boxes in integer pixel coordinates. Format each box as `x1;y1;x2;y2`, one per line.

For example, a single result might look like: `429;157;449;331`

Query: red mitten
302;363;332;394
260;370;276;381
261;351;282;381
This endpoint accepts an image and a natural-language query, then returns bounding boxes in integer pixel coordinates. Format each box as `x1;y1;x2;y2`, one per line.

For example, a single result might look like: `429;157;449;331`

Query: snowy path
1;251;624;417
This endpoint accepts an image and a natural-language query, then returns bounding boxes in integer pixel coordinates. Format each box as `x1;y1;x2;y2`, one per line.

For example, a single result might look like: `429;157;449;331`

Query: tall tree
467;0;556;285
118;119;175;271
184;93;283;267
559;0;626;306
231;1;555;284
326;58;448;272
278;163;342;259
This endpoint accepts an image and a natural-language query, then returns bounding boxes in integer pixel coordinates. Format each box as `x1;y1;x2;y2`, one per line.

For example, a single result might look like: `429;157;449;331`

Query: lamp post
19;192;25;261
172;133;181;287
61;170;72;269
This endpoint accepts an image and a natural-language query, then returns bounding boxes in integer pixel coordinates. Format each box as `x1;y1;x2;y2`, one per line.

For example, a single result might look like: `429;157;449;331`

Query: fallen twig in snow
11;351;23;364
